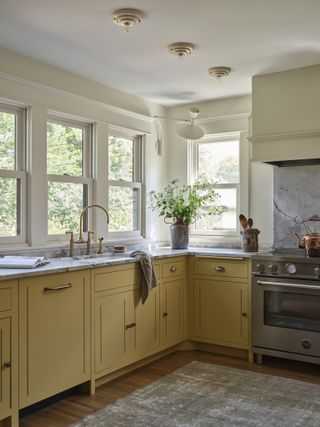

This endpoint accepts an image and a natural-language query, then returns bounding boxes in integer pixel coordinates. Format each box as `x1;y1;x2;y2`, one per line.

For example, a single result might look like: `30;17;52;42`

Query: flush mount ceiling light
154;108;204;140
168;42;195;57
208;66;232;78
112;8;144;32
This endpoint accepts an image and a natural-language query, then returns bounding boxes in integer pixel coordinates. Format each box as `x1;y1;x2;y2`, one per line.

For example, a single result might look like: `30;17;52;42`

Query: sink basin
71;253;132;265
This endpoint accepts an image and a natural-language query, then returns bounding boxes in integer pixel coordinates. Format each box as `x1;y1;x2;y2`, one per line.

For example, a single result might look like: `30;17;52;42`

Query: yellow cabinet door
133;286;160;358
160;280;184;347
19;271;91;408
95;290;135;373
194;279;249;346
0;317;11;414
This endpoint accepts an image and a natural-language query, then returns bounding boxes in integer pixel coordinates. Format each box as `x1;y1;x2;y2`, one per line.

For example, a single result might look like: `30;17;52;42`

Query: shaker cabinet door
194;279;249;346
19;271;91;408
134;286;160;358
95;291;133;373
160;280;184;347
0;317;11;414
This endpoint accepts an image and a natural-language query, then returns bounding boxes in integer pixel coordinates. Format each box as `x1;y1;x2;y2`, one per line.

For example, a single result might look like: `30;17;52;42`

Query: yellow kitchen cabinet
0;280;18;427
192;257;250;349
0;318;11;416
133;286;160;358
19;270;91;408
94;289;134;373
93;263;160;377
160;279;185;347
194;279;249;346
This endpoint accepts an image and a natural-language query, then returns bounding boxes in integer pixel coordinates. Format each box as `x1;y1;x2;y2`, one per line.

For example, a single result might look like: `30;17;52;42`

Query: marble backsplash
273;165;320;248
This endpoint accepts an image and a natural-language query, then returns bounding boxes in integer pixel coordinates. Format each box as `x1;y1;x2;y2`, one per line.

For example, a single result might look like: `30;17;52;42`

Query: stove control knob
255;263;266;273
285;263;297;275
301;339;311;349
268;264;278;274
314;267;320;277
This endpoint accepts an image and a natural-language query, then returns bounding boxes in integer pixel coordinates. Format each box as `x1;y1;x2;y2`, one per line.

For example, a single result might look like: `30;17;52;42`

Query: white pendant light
154;108;204;141
176;108;204;140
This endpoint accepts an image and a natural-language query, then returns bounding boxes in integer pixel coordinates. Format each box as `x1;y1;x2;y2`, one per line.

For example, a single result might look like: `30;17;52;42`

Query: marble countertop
0;247;262;281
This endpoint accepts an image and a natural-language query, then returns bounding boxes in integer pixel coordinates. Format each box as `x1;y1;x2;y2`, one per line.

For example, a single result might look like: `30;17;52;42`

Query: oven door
252;276;320;357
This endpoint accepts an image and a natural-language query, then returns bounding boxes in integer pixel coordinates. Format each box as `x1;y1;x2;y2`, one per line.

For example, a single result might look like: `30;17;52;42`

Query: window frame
189;131;242;238
0;104;27;244
46;115;93;241
107;130;144;239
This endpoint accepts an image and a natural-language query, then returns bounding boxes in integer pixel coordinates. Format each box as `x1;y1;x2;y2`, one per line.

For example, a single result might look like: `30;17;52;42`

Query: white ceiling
0;0;320;106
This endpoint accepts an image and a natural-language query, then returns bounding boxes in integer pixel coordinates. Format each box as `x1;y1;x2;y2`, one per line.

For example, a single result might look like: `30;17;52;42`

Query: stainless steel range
252;251;320;365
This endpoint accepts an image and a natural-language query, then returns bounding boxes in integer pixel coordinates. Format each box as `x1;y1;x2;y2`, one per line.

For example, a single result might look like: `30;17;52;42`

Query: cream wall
167;96;273;248
0;48;169;245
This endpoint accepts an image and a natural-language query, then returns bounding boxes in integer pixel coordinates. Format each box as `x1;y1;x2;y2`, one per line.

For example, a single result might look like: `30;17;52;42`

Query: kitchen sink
71;252;132;265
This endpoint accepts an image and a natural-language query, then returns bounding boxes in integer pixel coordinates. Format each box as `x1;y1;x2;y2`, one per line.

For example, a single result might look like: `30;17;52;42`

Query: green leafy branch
149;177;221;225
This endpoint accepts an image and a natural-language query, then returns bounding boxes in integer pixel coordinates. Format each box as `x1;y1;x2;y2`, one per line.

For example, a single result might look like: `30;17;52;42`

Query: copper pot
295;233;320;257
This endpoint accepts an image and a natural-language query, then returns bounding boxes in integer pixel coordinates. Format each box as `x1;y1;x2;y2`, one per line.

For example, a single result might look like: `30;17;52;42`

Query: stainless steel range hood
249;64;320;165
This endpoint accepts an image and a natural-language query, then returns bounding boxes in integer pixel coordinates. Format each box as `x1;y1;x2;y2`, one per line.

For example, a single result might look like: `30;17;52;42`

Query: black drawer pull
125;323;136;330
3;362;11;369
44;283;72;292
163;312;168;317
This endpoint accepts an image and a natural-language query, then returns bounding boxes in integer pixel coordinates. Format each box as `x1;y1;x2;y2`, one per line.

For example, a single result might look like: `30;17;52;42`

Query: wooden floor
20;350;320;427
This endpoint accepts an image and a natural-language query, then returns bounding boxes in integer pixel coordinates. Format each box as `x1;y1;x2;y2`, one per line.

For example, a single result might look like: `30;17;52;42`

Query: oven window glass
264;291;320;332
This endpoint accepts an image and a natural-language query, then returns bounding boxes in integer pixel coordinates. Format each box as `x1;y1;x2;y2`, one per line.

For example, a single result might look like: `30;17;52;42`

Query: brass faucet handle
66;231;74;257
66;231;74;240
98;237;104;254
86;231;94;256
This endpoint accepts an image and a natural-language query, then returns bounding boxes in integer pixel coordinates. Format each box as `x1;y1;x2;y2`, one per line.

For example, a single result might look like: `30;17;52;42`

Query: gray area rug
71;361;320;426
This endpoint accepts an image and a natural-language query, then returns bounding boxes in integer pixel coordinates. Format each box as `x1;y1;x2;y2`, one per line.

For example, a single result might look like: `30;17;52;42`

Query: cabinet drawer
161;259;185;279
194;258;248;279
0;288;12;311
95;265;141;292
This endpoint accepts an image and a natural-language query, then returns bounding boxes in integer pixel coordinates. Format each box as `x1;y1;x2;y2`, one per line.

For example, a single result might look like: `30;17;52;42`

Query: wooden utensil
248;218;253;229
239;214;248;229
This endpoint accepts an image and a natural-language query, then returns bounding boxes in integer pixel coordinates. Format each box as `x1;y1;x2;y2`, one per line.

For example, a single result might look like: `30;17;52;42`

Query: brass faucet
72;204;110;255
77;204;110;242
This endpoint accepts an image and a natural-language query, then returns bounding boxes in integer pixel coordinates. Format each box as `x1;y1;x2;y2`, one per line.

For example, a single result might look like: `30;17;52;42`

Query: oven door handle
257;280;320;290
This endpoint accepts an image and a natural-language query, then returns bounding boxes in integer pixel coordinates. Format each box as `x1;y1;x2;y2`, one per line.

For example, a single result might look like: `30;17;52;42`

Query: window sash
0;170;27;243
107;183;142;236
47;116;92;178
46;117;93;239
47;178;92;240
107;132;144;237
0;103;26;243
192;183;240;236
189;132;241;236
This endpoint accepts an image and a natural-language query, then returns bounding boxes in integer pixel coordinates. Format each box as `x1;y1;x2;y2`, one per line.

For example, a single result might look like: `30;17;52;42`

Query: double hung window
0;104;26;242
107;133;143;237
190;132;240;236
47;118;92;237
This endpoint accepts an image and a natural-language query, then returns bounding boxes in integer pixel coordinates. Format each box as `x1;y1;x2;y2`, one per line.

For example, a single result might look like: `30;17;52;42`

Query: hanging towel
131;250;157;303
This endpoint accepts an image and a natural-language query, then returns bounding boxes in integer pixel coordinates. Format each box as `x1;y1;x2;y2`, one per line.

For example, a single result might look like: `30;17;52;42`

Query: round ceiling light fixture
112;8;144;32
168;42;195;57
208;66;232;78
